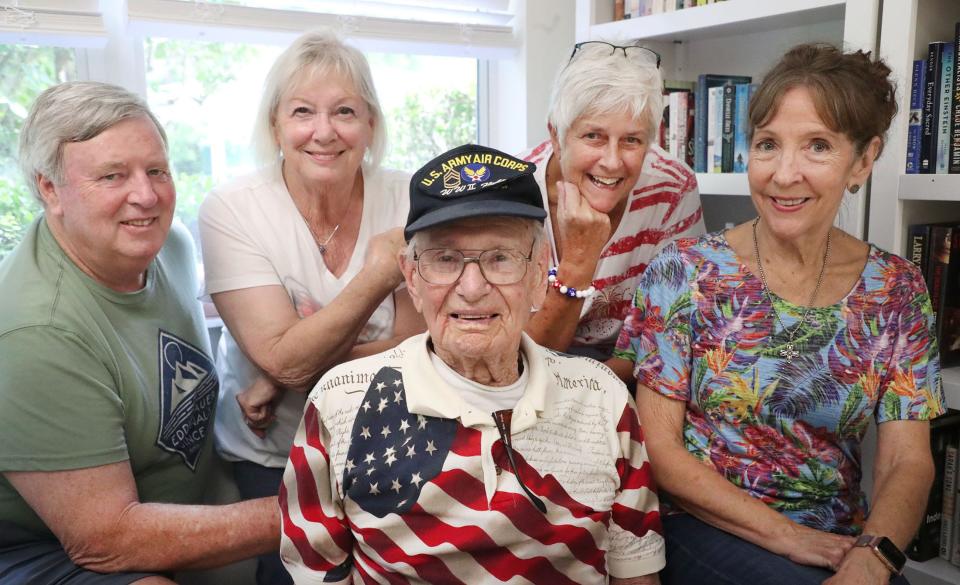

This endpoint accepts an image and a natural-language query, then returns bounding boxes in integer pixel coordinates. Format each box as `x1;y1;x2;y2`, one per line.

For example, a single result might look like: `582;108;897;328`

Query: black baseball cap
404;144;546;240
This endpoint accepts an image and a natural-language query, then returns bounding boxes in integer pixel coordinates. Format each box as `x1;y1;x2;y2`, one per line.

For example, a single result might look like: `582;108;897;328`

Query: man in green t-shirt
0;82;279;584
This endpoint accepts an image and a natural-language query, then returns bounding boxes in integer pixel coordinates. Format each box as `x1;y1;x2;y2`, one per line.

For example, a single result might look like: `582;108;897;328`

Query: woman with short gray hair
198;29;422;585
519;40;705;377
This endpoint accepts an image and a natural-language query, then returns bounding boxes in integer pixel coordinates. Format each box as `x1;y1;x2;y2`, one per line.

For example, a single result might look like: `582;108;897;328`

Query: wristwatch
854;534;906;575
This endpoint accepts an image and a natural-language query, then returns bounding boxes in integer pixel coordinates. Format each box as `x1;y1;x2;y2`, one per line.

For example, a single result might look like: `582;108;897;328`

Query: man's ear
397;248;423;314
36;174;61;215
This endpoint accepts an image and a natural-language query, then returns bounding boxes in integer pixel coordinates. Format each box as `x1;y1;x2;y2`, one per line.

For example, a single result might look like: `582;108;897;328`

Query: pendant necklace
751;217;831;362
311;224;339;255
305;194;356;256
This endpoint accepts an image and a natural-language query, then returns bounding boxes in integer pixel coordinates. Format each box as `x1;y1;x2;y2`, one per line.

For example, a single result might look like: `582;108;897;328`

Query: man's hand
236;376;283;438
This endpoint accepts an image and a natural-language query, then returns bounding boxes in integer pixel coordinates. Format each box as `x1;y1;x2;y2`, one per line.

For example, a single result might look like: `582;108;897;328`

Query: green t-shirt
0;218;218;541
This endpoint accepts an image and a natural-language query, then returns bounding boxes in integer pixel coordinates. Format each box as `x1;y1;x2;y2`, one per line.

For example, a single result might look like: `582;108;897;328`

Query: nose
771;147;803;186
456;260;491;300
127;171;159;208
599;141;623;171
311;113;336;143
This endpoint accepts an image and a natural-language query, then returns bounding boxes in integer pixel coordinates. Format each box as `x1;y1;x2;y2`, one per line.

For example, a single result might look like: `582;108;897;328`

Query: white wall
489;0;575;153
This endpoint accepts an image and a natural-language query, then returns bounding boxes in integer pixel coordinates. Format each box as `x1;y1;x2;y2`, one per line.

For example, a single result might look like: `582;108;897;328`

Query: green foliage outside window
0;44;74;259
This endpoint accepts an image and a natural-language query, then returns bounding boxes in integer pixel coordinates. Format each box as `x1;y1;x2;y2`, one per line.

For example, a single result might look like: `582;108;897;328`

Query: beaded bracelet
547;267;596;299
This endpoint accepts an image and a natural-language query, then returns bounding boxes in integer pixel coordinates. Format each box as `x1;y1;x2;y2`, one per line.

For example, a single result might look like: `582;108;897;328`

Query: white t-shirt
520;141;705;356
198;165;411;467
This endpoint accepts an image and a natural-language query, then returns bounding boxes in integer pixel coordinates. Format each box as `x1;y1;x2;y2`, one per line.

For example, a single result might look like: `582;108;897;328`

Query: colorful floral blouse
614;232;944;534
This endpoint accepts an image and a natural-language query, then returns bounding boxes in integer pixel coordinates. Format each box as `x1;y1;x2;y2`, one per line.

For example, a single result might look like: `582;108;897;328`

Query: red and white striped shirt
520;141;705;353
280;333;664;584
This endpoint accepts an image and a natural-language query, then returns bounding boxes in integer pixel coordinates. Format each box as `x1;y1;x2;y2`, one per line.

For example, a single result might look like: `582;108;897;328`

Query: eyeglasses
568;41;661;69
413;248;533;285
493;409;546;514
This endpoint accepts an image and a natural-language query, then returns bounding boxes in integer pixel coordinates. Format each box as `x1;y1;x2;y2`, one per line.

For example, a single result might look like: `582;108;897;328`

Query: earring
848;184;861;194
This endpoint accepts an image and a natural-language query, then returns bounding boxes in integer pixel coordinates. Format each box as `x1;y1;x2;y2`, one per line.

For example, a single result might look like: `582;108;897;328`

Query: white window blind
0;0;105;47
127;0;518;56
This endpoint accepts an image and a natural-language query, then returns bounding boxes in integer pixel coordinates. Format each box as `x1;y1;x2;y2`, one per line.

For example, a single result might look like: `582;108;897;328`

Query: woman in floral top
615;44;944;585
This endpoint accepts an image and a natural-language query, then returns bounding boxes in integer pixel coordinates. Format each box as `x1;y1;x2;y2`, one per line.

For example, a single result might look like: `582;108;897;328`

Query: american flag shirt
280;333;664;584
520;141;705;352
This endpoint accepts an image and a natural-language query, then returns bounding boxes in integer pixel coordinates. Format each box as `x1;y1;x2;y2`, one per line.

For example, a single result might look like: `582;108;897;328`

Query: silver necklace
751;217;831;362
310;224;340;255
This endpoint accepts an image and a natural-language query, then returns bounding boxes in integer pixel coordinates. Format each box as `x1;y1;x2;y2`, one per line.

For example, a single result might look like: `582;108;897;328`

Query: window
144;37;477;242
0;44;75;259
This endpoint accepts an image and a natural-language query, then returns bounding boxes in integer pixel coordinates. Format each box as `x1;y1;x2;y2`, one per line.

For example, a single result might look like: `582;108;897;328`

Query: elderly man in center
279;144;664;584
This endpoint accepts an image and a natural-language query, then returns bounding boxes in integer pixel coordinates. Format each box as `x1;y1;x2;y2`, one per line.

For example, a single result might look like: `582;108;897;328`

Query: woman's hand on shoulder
555;180;611;264
363;227;406;287
771;522;855;572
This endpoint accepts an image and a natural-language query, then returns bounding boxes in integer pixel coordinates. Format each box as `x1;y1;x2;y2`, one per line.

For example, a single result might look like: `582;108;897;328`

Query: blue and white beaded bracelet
547;267;596;299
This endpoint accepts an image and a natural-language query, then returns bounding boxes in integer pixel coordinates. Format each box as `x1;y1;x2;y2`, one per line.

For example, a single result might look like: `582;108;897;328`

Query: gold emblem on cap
443;169;461;189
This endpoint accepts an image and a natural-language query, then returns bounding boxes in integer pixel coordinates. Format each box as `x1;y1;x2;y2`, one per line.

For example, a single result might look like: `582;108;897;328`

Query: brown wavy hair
748;43;897;157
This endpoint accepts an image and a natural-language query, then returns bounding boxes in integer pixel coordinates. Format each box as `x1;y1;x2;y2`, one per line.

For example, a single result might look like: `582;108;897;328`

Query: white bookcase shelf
695;173;749;196
941;367;960;409
905;556;960;585
899;174;960;201
585;0;845;43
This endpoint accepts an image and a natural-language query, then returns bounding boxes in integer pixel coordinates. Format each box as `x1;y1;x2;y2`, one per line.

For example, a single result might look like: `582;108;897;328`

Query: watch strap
854;534;904;575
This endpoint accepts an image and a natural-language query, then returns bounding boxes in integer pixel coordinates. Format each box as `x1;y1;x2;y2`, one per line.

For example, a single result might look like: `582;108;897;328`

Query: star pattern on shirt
343;367;458;518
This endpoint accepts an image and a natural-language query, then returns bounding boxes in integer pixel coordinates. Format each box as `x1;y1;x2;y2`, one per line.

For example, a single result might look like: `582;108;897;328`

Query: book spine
685;91;696;168
733;83;750;173
944;443;958;560
928;225;953;345
952;22;960;172
721;84;735;172
907;59;926;173
669;92;681;157
695;76;707;172
922;42;946;173
953;445;960;565
708;86;722;173
907;224;931;277
615;0;625;21
937;43;955;173
677;91;689;163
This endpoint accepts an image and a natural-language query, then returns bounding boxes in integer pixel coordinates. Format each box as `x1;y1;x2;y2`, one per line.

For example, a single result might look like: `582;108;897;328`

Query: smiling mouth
772;197;809;207
589;174;622;188
121;218;155;227
451;312;498;322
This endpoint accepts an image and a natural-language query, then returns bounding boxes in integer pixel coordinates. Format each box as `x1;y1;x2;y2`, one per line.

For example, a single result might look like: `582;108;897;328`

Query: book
953;443;960;566
951;22;960;173
694;73;752;172
907;59;926;173
615;0;625;21
707;86;723;173
733;83;751;173
910;409;960;561
923;223;960;366
907;223;931;277
921;42;949;173
944;443;959;560
721;83;736;172
937;42;955;173
927;225;953;338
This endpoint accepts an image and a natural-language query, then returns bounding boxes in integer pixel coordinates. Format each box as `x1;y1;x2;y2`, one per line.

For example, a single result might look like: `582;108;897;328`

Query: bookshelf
578;1;959;583
574;0;878;235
